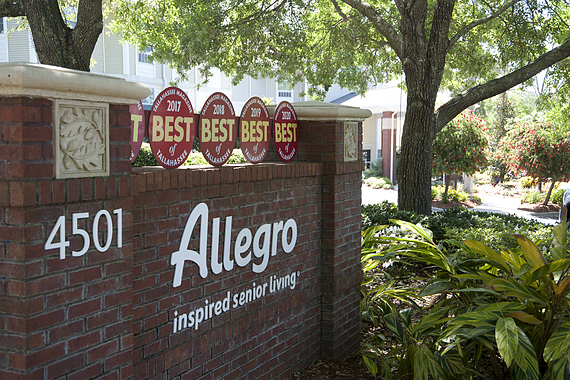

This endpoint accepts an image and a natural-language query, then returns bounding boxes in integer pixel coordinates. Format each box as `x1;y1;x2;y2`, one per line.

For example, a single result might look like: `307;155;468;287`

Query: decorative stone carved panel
343;122;358;162
54;100;109;179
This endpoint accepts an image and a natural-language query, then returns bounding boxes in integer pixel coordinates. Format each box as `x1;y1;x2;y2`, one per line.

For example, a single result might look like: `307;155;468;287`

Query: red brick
105;350;132;370
27;343;65;368
87;278;117;297
68;363;102;380
48;320;83;343
68;299;101;319
69;330;102;352
69;267;102;286
26;274;65;296
0;182;9;206
81;178;93;200
87;309;118;329
87;340;119;363
47;353;84;378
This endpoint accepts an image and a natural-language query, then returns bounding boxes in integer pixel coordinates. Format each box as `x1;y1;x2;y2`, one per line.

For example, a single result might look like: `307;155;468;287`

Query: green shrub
362;220;570;380
363;177;394;189
520;176;538;189
522;190;545;204
133;145;247;167
432;185;471;202
132;143;160;167
226;149;247;164
362;201;552;252
523;186;566;205
551;187;566;205
184;152;209;165
363;159;383;179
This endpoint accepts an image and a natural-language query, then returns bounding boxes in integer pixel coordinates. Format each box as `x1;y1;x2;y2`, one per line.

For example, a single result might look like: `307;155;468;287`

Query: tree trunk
443;173;450;202
398;102;436;215
20;0;102;71
543;181;556;206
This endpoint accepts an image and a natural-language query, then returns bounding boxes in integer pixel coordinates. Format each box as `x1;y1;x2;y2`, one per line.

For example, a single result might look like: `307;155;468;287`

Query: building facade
0;18;309;114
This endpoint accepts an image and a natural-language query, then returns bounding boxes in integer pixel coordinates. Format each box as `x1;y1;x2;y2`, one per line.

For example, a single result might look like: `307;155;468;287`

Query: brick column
291;102;370;360
0;64;148;379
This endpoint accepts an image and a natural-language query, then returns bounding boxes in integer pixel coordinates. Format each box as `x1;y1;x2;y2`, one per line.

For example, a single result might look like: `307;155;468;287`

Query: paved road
362;185;559;225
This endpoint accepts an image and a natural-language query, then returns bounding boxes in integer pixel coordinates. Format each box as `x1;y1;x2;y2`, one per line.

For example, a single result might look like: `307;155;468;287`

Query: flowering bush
497;121;570;204
433;111;489;177
433;111;489;199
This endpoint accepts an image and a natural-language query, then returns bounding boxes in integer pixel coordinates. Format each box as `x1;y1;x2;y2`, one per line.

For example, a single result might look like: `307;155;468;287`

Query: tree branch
340;0;404;60
448;0;522;50
435;38;570;132
331;0;348;21
0;0;25;17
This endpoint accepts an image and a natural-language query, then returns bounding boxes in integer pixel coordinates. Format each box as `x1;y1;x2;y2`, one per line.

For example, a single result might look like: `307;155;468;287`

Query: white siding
165;67;172;82
221;74;231;90
136;48;155;78
232;80;250;103
362;116;377;154
0;19;8;62
7;20;30;62
251;79;266;99
104;31;123;74
91;35;105;73
129;45;136;76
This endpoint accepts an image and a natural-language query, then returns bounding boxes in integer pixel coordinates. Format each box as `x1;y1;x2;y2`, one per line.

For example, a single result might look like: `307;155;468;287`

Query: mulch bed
288;357;375;380
518;202;560;213
432;198;482;209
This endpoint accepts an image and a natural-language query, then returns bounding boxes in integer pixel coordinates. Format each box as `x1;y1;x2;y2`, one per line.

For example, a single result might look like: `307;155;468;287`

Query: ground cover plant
360;209;570;379
362;201;552;253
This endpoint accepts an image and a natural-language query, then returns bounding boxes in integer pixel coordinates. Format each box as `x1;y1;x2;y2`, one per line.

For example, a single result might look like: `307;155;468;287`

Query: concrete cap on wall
0;63;150;104
268;100;372;121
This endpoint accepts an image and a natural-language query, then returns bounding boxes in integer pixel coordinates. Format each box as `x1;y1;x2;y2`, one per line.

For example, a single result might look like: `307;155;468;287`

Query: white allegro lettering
170;203;297;288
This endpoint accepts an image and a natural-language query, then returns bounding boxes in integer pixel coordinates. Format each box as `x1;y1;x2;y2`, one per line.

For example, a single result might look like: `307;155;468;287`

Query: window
138;47;153;64
1;18;4;34
277;80;293;98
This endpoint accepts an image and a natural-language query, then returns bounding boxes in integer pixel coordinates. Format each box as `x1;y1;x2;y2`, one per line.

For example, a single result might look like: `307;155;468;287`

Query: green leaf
513;234;547;269
424;347;446;379
505;311;541;325
552;219;568;262
362;355;378;377
418;281;450;297
400;308;412;329
526;259;570;285
384;313;404;343
513;327;540;380
486;278;547;305
464;240;511;273
545;354;570;380
446;324;495;341
413;344;429;380
436;349;466;377
391;219;434;243
410;307;450;339
496;317;518;367
544;323;570;362
449;302;525;327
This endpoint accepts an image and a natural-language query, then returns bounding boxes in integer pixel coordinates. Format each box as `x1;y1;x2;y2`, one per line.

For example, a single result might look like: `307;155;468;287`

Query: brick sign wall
0;64;370;379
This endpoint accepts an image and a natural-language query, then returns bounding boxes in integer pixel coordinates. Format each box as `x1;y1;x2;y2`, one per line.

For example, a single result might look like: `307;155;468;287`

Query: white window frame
138;47;153;64
276;79;293;100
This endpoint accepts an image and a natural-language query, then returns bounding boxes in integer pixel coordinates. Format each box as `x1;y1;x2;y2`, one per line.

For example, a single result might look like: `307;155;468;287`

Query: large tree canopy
112;0;570;214
0;0;102;70
4;0;569;214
